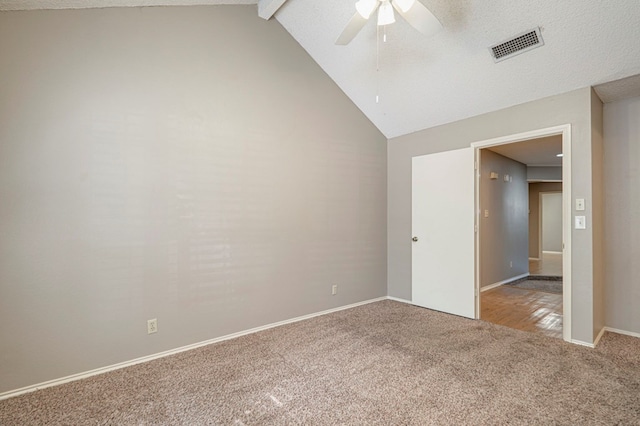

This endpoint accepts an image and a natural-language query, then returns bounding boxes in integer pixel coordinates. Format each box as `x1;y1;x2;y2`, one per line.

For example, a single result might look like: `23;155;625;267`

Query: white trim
561;125;572;343
593;326;606;347
480;273;530;292
570;327;640;348
529;257;540;261
604;327;640;339
469;125;571;149
471;124;572;344
474;147;481;318
0;297;386;401
571;339;595;348
387;296;413;304
542;250;563;254
538;192;543;259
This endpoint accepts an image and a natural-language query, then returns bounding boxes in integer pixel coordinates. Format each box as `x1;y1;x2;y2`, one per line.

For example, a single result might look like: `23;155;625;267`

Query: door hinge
474;224;478;233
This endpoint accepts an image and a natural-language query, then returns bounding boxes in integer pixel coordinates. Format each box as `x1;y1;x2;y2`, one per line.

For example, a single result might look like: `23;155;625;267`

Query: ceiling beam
257;0;287;20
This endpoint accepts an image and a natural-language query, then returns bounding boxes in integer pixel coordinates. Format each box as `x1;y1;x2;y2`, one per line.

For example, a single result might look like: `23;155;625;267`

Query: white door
412;148;475;319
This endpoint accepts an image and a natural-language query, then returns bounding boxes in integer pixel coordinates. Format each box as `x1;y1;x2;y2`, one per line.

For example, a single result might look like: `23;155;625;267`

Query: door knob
412;236;419;242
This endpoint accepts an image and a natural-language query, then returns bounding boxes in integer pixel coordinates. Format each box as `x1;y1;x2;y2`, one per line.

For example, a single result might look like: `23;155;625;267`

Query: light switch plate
575;216;586;229
576;198;585;211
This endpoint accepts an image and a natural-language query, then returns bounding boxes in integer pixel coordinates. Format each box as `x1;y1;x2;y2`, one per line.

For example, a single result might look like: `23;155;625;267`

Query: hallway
481;252;563;339
481;285;563;339
529;252;563;276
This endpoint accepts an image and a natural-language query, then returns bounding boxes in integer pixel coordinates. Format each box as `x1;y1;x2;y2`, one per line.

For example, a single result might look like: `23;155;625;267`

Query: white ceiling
593;73;640;104
2;0;640;138
0;0;255;10
274;0;640;138
487;135;562;167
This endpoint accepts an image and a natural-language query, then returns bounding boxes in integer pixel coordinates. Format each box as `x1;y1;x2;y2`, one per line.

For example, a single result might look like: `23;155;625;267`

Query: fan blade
392;0;442;37
335;12;369;45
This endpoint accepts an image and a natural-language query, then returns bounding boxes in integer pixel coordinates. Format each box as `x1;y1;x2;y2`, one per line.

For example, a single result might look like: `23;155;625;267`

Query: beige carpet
1;300;639;425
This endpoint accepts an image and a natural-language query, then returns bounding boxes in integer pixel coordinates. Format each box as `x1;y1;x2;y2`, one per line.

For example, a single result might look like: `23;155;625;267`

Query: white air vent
490;28;544;62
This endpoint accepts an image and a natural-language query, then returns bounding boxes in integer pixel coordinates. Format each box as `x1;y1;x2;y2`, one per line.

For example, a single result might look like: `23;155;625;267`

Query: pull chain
376;25;389;104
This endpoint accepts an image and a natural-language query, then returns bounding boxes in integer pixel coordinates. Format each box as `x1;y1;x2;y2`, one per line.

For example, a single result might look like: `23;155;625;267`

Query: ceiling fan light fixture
393;0;415;13
355;0;378;19
378;0;395;25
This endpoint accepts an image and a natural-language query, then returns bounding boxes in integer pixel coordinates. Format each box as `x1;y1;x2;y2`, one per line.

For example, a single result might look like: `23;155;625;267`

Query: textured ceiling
2;0;640;138
275;0;640;138
593;74;640;104
0;0;255;10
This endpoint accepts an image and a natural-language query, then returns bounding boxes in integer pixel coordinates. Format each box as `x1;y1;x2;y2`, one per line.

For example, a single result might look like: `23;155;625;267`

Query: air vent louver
490;28;544;62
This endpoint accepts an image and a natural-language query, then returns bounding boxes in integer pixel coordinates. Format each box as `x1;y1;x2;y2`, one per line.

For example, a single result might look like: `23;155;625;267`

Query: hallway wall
479;150;528;288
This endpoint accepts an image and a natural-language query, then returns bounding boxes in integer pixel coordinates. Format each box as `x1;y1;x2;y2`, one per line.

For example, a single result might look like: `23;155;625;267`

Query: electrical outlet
510;261;513;268
147;318;158;334
332;285;338;295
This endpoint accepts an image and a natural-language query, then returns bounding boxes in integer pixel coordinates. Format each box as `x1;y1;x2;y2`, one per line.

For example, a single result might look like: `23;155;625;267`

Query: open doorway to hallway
476;134;564;339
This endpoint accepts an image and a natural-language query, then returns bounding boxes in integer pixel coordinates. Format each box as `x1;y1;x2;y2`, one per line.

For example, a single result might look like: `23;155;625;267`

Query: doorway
471;125;572;342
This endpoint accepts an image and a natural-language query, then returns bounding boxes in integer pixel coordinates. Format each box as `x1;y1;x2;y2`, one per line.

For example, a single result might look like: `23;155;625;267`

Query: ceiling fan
336;0;442;45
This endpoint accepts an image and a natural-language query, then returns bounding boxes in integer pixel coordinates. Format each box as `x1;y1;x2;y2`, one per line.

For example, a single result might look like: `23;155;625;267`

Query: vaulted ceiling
2;0;640;138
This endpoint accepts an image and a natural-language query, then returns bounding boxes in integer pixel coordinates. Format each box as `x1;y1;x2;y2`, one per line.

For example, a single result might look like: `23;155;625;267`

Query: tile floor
481;252;563;339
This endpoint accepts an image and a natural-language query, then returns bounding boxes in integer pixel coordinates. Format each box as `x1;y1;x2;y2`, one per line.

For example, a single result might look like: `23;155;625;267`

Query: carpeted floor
509;278;563;294
1;300;639;425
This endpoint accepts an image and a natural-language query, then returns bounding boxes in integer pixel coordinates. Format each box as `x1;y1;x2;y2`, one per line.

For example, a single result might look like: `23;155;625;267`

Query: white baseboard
387;296;412;304
529;257;540;261
571;339;595;348
0;296;387;401
569;326;639;349
604;327;640;339
593;326;606;347
571;328;604;349
480;273;529;292
542;251;562;254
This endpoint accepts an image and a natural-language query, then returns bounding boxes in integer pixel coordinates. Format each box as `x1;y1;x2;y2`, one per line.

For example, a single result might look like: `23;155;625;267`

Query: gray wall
603;96;640;335
541;193;563;252
0;6;387;394
388;87;598;344
527;166;562;181
479;150;528;288
529;182;563;258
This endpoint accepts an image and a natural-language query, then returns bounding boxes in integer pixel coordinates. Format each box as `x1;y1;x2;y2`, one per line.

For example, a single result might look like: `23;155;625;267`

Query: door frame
471;124;572;342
